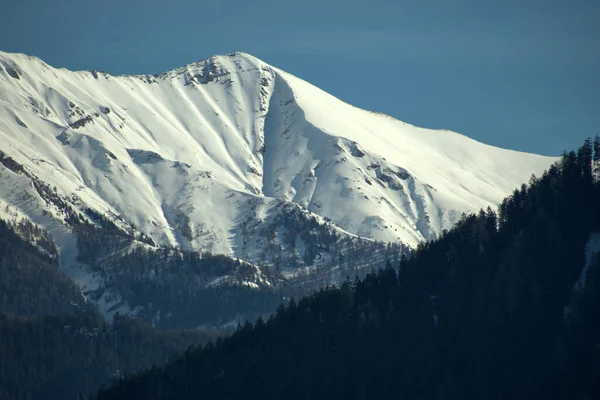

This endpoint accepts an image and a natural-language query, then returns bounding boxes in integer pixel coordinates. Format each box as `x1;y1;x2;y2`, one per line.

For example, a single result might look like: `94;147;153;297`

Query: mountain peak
0;50;268;83
0;49;556;267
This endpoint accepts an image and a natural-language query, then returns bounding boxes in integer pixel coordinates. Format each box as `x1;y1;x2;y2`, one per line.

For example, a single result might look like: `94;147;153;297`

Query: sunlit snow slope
0;50;555;256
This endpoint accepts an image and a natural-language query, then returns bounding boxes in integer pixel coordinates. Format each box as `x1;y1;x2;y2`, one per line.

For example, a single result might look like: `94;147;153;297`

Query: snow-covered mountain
0;50;556;323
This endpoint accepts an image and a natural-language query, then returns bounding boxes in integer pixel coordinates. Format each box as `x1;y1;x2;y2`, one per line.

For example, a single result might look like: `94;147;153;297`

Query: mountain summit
0;50;555;320
0;50;553;246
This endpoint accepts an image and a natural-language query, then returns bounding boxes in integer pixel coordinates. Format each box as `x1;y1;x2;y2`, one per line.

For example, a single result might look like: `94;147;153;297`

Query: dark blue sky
1;0;598;156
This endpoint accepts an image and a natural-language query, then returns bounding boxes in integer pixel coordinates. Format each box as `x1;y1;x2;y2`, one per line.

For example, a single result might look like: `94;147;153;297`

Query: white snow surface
575;232;600;293
0;50;556;258
563;232;600;323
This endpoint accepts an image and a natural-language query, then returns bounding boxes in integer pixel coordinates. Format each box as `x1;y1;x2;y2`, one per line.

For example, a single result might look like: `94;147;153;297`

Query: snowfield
0;50;556;262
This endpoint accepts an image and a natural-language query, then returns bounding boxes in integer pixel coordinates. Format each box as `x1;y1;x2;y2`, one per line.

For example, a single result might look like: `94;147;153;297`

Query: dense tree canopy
98;138;600;400
0;217;89;317
0;218;221;400
0;310;220;400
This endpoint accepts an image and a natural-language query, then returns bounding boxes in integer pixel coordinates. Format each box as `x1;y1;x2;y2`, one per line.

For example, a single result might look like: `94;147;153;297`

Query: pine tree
577;137;593;184
593;135;600;182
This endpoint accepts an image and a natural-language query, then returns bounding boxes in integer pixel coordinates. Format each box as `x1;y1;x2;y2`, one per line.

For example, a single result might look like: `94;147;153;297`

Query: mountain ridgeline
97;138;600;400
0;50;553;324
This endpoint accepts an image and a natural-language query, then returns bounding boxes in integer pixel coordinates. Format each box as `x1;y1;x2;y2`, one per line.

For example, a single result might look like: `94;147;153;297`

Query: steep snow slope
0;50;555;260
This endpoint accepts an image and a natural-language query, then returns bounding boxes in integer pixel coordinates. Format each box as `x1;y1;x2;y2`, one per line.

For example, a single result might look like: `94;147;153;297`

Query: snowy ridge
0;50;555;264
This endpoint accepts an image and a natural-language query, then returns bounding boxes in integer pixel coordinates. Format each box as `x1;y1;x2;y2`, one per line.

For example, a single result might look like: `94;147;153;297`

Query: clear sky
1;0;598;156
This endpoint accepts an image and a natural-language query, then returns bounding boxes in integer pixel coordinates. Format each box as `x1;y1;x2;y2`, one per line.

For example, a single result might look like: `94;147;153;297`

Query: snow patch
563;232;600;322
575;232;600;293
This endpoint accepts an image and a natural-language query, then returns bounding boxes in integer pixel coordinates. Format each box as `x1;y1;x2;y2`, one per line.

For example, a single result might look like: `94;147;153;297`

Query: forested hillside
0;219;221;400
97;138;600;400
0;217;89;316
0;311;219;400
